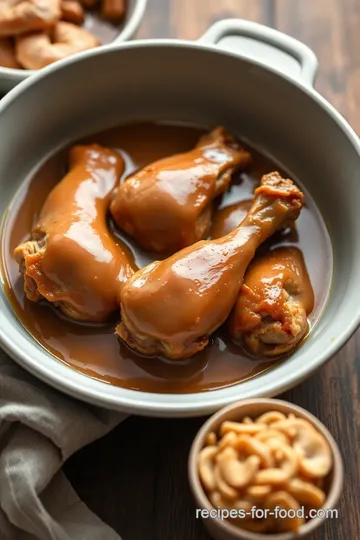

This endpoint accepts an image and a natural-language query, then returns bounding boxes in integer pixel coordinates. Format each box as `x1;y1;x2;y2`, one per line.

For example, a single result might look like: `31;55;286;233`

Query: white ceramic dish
0;0;148;93
0;19;359;417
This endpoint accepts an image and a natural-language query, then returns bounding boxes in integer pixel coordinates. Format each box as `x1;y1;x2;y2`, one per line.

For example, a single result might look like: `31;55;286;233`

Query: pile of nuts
0;0;126;70
197;411;333;534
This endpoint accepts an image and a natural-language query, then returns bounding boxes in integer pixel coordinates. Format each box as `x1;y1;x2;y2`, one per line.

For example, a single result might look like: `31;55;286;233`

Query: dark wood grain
64;1;360;538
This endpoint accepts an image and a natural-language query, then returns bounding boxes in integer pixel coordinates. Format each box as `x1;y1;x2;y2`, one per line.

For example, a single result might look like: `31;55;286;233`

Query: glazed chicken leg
15;144;135;322
110;127;251;253
229;247;314;356
117;172;304;359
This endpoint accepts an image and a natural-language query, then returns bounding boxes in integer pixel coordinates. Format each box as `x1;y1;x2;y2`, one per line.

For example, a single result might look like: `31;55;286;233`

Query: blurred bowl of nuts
0;0;147;92
188;398;344;540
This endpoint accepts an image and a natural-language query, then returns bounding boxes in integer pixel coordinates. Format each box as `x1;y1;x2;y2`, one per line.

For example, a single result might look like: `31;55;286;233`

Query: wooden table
65;1;360;538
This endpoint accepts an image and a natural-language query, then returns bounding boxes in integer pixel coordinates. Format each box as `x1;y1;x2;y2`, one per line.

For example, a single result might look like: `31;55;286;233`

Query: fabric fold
0;350;124;540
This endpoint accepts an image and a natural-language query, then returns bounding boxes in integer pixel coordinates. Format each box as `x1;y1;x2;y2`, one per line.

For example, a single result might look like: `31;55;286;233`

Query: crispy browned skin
117;172;304;359
61;0;84;24
0;36;20;66
229;247;314;357
102;0;125;19
0;0;60;36
110;127;252;254
14;144;136;322
15;21;99;69
210;199;253;239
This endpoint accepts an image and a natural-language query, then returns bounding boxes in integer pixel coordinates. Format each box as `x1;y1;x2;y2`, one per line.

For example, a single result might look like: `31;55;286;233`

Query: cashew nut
253;440;298;485
295;429;332;479
271;417;317;439
236;434;274;468
245;484;272;502
205;431;217;446
314;477;324;489
271;439;299;475
214;461;240;500
286;478;325;508
256;411;287;424
198;445;218;492
272;418;332;478
265;491;305;532
220;420;266;436
240;519;271;533
217;445;260;489
209;490;223;508
255;428;289;446
210;491;253;514
253;467;290;485
218;431;238;449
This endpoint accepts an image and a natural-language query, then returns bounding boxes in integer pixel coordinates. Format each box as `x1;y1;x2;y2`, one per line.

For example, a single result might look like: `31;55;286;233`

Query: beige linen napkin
0;349;125;540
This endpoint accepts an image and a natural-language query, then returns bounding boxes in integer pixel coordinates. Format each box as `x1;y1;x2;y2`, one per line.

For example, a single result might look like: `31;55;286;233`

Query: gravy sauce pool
0;123;333;393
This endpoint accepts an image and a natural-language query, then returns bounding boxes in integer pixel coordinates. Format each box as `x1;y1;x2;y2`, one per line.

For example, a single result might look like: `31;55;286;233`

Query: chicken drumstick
117;172;304;359
110;127;251;253
15;144;135;322
229;247;314;356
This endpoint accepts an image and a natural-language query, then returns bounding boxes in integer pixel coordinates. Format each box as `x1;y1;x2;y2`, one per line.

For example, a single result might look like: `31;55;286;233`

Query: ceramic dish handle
199;19;318;87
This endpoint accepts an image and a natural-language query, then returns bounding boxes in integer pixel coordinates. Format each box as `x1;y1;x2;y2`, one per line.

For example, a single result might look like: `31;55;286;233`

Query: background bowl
0;0;148;93
188;398;344;540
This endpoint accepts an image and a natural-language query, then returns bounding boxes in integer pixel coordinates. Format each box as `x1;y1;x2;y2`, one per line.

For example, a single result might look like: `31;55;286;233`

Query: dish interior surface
1;122;333;394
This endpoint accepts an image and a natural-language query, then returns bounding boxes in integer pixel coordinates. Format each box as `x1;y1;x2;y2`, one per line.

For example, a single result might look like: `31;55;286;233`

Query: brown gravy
0;122;333;394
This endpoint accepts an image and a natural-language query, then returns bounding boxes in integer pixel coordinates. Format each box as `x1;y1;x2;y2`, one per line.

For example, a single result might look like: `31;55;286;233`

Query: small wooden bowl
188;398;344;540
